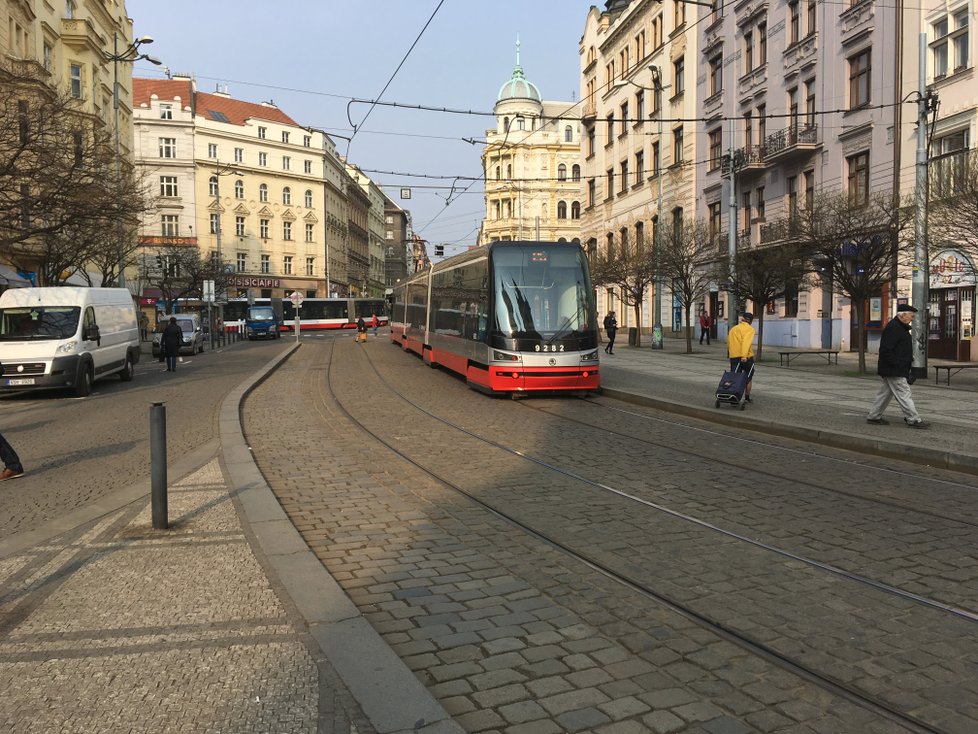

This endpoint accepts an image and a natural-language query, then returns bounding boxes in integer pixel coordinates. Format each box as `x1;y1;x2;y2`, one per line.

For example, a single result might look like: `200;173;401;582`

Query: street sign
289;291;304;307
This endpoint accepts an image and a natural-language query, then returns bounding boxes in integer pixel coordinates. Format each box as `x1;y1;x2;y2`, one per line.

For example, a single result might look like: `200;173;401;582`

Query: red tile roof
133;78;299;127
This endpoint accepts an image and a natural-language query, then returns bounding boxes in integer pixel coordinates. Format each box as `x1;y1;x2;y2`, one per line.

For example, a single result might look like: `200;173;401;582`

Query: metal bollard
150;401;168;529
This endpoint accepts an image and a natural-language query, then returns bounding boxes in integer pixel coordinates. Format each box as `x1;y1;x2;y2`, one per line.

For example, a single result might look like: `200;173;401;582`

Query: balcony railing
764;123;820;163
760;217;804;244
722;144;766;178
929;149;972;201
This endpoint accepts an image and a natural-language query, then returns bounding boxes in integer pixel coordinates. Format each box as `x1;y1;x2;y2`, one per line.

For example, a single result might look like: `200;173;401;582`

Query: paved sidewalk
599;336;978;473
0;344;460;734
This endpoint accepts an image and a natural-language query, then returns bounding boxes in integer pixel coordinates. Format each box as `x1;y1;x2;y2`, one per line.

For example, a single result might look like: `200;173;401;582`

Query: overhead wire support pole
727;116;737;335
911;32;930;379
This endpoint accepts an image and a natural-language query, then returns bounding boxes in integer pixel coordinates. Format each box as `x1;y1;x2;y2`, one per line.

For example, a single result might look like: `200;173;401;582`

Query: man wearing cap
867;303;928;428
727;311;756;402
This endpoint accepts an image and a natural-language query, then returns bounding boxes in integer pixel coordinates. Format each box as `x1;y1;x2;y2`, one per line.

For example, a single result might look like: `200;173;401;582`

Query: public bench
933;363;978;385
778;350;840;367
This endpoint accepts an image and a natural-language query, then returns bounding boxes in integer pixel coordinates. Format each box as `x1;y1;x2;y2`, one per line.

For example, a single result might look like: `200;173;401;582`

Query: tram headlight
580;350;598;362
493;350;520;362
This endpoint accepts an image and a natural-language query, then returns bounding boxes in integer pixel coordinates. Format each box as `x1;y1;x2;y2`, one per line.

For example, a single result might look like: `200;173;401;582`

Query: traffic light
434;244;444;257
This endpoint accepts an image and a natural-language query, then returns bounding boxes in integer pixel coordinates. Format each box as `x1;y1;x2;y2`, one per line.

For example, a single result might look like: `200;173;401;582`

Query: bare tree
143;244;207;313
719;237;813;360
929;149;978;270
590;232;657;347
0;61;150;284
657;219;716;354
794;191;912;373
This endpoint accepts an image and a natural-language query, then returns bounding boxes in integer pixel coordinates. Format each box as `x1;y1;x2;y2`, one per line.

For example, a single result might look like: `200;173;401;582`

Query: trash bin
650;324;663;349
628;327;638;346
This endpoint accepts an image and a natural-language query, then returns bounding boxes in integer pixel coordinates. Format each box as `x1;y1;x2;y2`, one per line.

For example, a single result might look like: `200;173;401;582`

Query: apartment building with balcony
900;2;977;361
346;164;388;297
481;42;582;245
580;0;698;333
695;0;901;349
384;194;410;290
134;77;336;300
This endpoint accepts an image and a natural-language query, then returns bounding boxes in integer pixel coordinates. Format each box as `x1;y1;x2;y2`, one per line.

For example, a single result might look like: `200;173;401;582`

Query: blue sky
127;0;600;254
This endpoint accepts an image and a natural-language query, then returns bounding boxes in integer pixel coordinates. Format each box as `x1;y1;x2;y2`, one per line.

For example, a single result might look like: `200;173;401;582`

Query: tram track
312;340;976;734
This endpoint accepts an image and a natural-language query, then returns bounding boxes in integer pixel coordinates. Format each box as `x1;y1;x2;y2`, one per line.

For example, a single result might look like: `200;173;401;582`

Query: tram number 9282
535;343;565;352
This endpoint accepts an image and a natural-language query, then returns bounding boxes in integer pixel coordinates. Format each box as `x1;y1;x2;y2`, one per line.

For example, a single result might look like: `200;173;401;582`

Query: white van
0;287;141;397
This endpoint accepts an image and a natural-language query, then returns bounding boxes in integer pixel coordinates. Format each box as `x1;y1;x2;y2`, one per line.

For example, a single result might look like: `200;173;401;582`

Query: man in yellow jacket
727;312;756;402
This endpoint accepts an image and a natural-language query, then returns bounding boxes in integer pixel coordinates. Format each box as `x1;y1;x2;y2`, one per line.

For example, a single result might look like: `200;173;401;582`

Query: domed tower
493;38;543;135
480;38;582;246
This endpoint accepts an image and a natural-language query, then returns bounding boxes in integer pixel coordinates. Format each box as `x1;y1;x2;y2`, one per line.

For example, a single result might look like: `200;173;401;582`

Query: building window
259;152;267;166
572;201;581;219
674;0;686;28
558;201;568;219
744;31;754;73
635;89;645;123
161;215;179;236
652;141;661;174
708;202;722;242
282;156;290;170
672;207;684;240
282;131;290;143
759;23;767;65
158;137;176;158
234;147;244;163
258;126;266;139
261;254;270;273
588;179;596;207
564;125;573;142
283;256;293;274
305;223;314;242
607;169;615;199
587;126;595;156
756;187;765;220
709;55;722;96
235;216;245;236
607;113;615;141
787;175;798;220
207;143;217;158
283;187;291;205
237;253;246;272
210;213;219;234
620;101;629;131
847;151;870;206
234;180;244;199
742;191;752;231
558;163;567;181
620;160;629;193
259;183;268;203
635;150;645;184
789;1;800;44
849;49;871;108
306;257;314;276
161;104;174;121
70;63;82;98
572;164;581;181
159;176;178;197
283;221;292;240
807;0;816;37
804;169;815;210
673;126;684;164
805;79;816;127
304;160;312;174
674;56;685;94
260;219;269;239
304;189;313;208
43;43;53;72
708;129;722;171
209;176;219;196
303;135;311;147
66;0;76;19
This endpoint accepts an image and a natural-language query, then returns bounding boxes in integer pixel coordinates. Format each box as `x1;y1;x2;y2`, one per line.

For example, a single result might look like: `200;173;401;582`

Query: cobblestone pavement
244;336;978;733
0;456;371;734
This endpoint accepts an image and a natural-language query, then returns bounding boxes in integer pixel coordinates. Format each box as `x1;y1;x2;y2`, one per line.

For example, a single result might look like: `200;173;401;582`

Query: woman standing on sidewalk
603;311;618;354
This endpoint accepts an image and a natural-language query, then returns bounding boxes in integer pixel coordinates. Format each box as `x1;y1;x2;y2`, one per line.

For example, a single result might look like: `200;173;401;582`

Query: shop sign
930;250;976;288
227;275;281;288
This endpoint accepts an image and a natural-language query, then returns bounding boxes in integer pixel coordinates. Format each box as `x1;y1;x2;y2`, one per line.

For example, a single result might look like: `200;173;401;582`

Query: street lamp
106;34;161;289
612;66;666;347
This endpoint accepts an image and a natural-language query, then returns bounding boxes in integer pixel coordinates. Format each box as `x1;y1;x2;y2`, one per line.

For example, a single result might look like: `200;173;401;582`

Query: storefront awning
0;265;32;288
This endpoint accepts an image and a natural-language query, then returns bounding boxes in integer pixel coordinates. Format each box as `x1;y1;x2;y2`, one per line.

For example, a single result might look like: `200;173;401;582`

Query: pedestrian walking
161;316;183;372
603;311;618;354
139;312;149;342
699;310;712;345
371;313;379;336
0;431;24;481
866;304;928;428
727;312;756;402
356;316;367;343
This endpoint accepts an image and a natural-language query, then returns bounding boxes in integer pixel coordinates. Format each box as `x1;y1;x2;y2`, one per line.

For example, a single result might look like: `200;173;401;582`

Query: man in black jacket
866;303;928;428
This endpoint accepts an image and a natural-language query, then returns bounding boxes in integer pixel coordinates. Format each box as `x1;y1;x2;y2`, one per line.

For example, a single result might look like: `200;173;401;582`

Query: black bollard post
150;401;168;529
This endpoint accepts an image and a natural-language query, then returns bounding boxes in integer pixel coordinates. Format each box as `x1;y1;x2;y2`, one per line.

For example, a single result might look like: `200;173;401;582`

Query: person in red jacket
371;313;379;336
699;310;712;345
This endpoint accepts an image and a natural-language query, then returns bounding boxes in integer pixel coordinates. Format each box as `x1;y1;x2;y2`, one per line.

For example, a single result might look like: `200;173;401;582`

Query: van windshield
0;307;81;340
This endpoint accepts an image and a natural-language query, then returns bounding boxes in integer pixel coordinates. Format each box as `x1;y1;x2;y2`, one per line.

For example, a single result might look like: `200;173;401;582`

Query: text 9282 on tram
390;241;600;395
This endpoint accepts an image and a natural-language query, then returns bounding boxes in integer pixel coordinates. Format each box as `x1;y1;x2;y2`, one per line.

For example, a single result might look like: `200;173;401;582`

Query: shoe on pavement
866;417;889;425
745;395;753;403
905;420;929;429
0;468;24;481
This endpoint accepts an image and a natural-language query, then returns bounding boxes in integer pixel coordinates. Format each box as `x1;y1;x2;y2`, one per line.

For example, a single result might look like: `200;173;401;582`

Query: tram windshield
492;245;595;341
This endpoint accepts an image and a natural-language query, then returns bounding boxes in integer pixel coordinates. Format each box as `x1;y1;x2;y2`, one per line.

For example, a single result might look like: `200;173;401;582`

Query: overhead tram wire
346;0;446;153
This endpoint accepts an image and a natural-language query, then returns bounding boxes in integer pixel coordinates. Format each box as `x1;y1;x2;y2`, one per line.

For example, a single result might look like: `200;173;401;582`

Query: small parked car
152;314;204;357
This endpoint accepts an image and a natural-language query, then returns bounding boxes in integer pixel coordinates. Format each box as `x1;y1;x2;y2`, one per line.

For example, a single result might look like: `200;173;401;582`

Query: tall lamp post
106;33;161;290
209;162;241;348
613;66;667;347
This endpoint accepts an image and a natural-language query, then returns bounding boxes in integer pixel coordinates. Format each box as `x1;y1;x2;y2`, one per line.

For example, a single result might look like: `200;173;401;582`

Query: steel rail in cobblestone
523;400;978;529
330;344;952;734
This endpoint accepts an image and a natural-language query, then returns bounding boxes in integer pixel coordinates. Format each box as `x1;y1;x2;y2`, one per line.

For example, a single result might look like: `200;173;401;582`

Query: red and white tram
390;241;600;395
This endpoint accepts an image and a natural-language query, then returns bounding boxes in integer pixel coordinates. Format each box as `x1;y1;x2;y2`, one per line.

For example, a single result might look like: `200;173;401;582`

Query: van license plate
7;378;34;386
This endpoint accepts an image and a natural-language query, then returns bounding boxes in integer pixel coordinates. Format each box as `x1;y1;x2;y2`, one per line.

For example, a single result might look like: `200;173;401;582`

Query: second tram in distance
390;241;600;395
224;297;388;331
